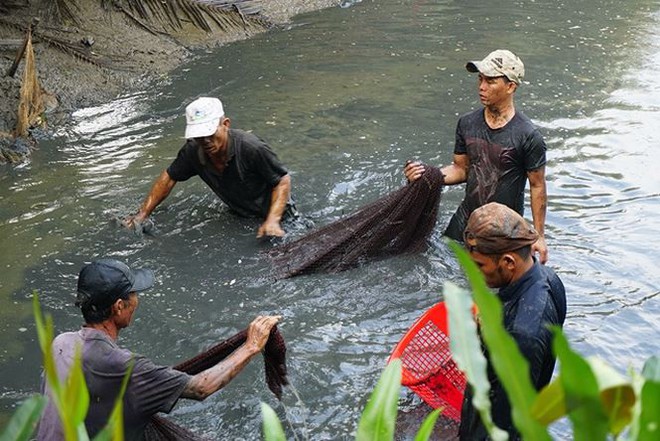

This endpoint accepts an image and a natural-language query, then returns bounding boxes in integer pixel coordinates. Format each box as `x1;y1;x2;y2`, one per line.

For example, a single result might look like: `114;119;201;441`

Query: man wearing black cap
37;258;281;440
404;49;549;263
458;203;566;440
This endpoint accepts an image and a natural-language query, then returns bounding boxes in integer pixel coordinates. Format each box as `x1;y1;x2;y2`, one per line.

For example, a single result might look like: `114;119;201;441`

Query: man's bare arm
124;170;176;228
257;174;291;238
528;166;548;263
404;154;469;184
181;315;281;400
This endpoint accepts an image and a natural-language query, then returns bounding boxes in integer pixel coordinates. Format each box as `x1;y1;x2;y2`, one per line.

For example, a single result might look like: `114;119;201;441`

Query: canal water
1;0;659;439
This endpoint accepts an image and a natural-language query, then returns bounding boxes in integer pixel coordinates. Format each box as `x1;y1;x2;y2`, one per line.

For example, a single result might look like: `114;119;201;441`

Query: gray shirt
37;327;191;441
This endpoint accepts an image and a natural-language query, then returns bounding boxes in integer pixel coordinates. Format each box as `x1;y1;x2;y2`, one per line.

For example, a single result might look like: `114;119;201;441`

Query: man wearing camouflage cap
405;49;549;263
458;203;566;440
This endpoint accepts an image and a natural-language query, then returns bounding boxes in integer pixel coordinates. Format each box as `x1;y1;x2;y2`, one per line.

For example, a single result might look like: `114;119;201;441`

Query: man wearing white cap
404;49;549;263
125;97;293;238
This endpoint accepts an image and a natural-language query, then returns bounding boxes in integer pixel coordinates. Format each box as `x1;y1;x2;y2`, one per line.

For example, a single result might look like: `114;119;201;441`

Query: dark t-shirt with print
444;109;546;240
37;328;191;441
167;129;289;218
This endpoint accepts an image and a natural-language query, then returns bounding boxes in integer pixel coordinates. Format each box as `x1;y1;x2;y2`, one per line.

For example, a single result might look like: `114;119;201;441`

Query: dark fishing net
144;326;288;441
269;166;445;279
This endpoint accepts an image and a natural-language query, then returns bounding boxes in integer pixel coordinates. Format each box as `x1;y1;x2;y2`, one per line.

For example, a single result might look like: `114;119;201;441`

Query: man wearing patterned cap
125;97;294;238
458;203;566;440
405;49;549;263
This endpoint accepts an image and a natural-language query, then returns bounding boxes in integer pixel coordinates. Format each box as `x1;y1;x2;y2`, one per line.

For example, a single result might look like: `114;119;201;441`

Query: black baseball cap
76;258;155;310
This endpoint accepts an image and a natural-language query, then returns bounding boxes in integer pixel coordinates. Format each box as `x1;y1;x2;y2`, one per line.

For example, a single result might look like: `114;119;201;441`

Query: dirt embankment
0;0;338;162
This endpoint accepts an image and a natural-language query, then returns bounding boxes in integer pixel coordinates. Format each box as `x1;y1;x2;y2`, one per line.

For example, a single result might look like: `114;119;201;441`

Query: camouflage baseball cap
463;203;538;254
466;49;525;85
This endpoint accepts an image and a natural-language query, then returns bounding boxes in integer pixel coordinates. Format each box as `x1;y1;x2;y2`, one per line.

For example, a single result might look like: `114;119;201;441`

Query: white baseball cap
184;97;225;139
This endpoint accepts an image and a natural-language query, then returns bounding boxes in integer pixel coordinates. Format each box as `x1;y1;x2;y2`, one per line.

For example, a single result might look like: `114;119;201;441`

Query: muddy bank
0;0;339;162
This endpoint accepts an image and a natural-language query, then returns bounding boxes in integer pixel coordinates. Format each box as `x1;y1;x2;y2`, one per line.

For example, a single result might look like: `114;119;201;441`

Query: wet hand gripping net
389;302;468;422
269;166;445;278
144;327;288;441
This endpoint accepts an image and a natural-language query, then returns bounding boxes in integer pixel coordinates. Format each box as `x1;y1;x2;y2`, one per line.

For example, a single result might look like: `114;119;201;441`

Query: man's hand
532;236;548;264
404;161;425;183
257;219;285;238
245;315;282;353
122;213;148;230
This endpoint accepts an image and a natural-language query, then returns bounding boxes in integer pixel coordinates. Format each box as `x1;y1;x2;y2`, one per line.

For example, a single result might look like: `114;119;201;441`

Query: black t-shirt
167;129;289;218
458;261;566;440
444;109;547;240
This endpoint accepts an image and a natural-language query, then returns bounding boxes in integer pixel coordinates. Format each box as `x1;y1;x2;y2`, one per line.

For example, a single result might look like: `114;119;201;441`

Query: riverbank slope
0;0;338;162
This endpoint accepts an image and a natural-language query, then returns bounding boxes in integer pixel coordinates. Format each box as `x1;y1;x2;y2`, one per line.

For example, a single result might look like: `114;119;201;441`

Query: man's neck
484;102;516;129
85;321;120;341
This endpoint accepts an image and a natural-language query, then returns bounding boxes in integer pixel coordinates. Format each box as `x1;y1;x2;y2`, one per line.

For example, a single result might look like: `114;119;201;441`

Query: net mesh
399;320;466;421
144;326;288;441
268;166;445;279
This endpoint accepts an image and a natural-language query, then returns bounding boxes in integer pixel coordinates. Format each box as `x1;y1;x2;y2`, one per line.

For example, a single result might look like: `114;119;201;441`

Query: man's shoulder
458;108;484;123
231;129;266;149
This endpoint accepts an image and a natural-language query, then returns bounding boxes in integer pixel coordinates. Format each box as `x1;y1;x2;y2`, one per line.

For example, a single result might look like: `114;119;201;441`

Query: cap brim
466;61;501;78
185;118;220;139
131;268;155;292
466;61;480;73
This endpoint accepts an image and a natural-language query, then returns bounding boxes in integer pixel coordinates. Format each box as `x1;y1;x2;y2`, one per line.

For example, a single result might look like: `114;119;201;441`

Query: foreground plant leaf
355;359;401;441
551;328;609;440
636;356;660;441
0;395;47;441
261;403;286;441
444;281;507;440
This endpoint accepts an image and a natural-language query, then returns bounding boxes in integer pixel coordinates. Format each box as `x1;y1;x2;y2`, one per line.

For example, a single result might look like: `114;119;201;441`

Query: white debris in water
18;327;27;332
229;279;236;286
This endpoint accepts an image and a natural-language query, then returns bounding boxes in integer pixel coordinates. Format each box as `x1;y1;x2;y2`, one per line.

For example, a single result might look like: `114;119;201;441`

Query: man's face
118;292;139;329
195;118;229;157
477;74;515;107
468;250;513;289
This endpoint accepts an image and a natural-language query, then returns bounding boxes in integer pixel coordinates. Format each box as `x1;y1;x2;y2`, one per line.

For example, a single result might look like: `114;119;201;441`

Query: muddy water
1;1;659;439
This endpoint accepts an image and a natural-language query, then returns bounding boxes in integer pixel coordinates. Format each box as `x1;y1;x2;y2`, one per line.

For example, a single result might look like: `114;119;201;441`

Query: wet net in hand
268;166;445;279
144;327;288;441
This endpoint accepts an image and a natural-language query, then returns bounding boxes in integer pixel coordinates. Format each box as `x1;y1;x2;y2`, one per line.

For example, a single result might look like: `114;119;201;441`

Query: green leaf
587;357;635;435
63;347;90;428
641;356;660;382
413;408;442;441
637;356;660;441
533;358;636;435
444;281;507;441
551;328;609;440
261;402;286;441
0;395;48;441
531;379;566;425
355;359;401;441
448;240;551;441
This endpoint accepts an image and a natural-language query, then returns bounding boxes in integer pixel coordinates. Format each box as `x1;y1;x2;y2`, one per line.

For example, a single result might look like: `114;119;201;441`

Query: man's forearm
136;170;176;219
529;183;547;236
264;174;291;222
440;163;467;185
182;344;260;400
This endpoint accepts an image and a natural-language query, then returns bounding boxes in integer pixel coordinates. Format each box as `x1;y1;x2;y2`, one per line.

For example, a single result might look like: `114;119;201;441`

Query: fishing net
144;326;288;441
268;166;445;279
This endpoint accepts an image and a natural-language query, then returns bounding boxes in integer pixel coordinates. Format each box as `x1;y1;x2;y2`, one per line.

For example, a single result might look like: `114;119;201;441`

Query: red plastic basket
388;301;468;422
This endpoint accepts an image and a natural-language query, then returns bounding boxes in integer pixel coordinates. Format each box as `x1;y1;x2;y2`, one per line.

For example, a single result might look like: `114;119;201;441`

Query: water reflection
1;1;660;438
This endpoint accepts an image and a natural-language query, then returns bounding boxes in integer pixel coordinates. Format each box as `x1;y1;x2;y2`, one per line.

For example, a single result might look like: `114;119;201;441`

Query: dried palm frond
117;0;270;34
15;30;44;138
35;32;107;68
46;0;83;26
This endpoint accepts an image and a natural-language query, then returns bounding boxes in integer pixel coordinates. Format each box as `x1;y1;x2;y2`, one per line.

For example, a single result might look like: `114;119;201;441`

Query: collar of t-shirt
195;129;237;170
497;258;541;304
